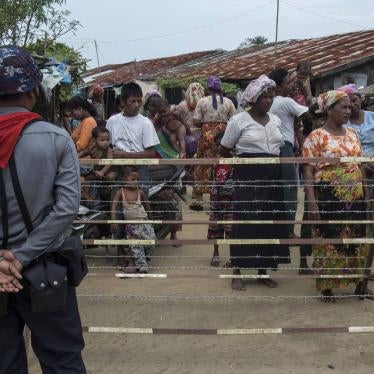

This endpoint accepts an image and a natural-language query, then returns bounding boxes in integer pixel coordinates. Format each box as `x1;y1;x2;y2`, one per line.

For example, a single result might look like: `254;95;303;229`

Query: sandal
210;256;220;267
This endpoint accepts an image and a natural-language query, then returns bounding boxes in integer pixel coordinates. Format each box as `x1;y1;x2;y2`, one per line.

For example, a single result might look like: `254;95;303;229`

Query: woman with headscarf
174;82;205;157
220;75;290;291
173;82;205;196
192;76;236;210
302;90;370;302
338;84;374;159
143;93;180;159
143;90;162;118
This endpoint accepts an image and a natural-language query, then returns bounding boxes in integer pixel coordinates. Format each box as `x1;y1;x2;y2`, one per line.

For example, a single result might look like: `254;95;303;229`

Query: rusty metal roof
82;50;223;85
145;30;374;81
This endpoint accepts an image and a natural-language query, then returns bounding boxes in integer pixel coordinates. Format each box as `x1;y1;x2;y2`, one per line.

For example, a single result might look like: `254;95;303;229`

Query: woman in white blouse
220;75;291;291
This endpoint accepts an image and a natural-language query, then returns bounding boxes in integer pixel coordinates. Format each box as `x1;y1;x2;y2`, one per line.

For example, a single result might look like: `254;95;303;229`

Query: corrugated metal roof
82;50;223;85
145;30;374;81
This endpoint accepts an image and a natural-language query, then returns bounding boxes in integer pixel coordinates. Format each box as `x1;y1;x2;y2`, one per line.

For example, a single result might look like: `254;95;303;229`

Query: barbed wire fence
74;156;374;335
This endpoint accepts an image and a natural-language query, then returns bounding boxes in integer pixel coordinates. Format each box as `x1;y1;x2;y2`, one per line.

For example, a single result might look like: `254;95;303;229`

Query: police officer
0;47;86;373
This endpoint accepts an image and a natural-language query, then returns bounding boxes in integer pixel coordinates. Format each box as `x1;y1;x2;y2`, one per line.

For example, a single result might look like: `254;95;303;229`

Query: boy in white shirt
106;82;160;196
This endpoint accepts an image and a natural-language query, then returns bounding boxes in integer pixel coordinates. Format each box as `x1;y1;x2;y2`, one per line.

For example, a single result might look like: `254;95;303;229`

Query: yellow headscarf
318;90;348;113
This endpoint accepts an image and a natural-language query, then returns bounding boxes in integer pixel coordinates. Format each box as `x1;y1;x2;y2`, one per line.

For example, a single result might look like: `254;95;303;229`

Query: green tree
0;0;80;47
26;39;88;86
26;39;89;102
238;35;268;49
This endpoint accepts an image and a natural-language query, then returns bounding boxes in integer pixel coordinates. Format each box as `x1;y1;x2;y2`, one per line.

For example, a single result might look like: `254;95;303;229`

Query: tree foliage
26;39;88;86
238;35;268;49
0;0;80;47
26;39;89;102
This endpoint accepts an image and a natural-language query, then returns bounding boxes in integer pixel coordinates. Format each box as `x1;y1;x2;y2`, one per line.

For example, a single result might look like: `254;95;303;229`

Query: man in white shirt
106;82;159;195
106;82;159;158
269;69;310;239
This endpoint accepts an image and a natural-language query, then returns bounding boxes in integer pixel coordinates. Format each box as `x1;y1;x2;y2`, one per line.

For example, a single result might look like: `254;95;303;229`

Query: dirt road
28;195;374;373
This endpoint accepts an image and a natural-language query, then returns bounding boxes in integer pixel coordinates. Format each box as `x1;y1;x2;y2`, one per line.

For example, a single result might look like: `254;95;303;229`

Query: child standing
208;132;234;267
111;167;156;273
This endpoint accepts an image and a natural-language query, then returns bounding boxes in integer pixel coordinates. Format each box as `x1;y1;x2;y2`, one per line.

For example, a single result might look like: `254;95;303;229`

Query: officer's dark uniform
0;47;86;373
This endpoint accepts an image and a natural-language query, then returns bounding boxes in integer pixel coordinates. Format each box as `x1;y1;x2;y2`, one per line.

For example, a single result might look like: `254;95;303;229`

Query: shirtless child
153;98;188;159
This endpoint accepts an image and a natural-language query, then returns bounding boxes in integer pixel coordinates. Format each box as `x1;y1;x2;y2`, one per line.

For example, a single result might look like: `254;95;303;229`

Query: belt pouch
58;236;88;287
0;294;9;317
23;261;67;314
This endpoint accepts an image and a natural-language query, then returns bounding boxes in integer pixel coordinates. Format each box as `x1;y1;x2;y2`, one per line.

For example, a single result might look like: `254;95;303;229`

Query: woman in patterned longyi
302;90;371;302
192;76;236;210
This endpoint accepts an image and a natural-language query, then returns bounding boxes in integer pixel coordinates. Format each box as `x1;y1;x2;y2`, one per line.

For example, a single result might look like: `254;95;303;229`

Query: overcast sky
61;0;374;68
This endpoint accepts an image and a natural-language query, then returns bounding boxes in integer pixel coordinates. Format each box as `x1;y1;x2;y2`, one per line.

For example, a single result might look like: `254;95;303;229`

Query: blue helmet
0;46;43;96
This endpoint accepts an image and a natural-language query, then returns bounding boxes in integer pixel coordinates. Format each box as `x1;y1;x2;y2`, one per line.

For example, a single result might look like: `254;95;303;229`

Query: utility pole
273;0;280;68
44;31;48;54
94;39;100;68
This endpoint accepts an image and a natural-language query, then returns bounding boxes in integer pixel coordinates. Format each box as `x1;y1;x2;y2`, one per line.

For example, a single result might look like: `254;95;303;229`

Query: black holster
23;260;68;314
56;236;88;287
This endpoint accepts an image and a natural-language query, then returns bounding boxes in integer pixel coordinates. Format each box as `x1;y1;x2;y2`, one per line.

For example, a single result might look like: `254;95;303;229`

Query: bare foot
321;289;336;303
289;232;300;239
355;284;374;300
231;278;245;291
257;278;278;288
121;265;137;274
170;233;182;247
365;289;374;301
210;256;220;267
117;260;129;270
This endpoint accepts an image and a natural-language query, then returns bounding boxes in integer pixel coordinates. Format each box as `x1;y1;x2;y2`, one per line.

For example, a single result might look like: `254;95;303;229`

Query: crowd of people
4;39;374;374
57;61;374;303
